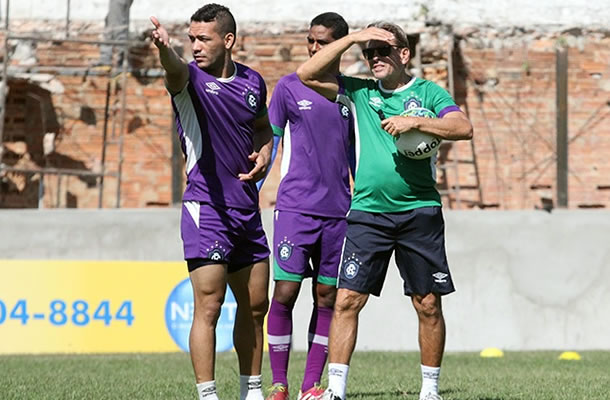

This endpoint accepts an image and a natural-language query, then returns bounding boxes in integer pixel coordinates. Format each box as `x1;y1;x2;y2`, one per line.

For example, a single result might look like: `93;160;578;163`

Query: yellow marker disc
558;351;582;360
480;347;504;358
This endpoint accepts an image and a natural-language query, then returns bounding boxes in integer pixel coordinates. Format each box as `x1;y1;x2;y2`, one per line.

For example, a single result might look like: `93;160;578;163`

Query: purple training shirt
269;73;353;218
172;61;268;211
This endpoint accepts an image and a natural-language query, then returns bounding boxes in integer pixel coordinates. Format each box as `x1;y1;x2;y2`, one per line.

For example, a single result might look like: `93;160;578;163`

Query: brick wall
456;33;610;210
1;22;609;210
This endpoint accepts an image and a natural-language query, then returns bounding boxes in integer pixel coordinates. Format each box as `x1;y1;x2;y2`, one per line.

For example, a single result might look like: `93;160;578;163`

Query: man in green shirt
296;21;473;400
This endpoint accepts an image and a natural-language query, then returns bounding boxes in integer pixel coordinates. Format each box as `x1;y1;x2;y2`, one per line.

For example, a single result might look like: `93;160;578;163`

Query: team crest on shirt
404;95;423;111
342;254;362;280
339;103;350;120
277;237;294;261
206;241;226;262
245;90;258;111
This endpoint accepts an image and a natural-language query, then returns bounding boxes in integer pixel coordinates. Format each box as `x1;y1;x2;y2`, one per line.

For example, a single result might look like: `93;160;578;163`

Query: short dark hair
191;3;236;36
367;21;409;49
310;12;348;40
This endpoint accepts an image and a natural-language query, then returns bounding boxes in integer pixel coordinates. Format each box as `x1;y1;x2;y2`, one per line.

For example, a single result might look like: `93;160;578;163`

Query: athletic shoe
298;384;325;400
420;393;443;400
318;388;341;400
266;384;289;400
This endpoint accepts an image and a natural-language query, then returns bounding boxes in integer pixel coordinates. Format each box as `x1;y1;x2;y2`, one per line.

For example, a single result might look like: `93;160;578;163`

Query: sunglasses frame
362;45;400;60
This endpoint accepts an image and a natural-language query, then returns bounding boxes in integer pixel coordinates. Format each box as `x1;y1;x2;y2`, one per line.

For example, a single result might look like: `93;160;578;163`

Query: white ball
394;107;442;160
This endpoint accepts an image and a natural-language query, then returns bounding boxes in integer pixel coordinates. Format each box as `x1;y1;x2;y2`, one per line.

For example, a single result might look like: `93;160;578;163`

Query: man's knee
315;283;337;308
251;295;269;321
334;289;367;315
272;280;301;306
413;293;443;319
193;295;224;325
241;286;269;322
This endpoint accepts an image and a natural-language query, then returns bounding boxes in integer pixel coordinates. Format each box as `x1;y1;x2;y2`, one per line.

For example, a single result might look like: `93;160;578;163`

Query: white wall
1;209;609;351
2;0;609;29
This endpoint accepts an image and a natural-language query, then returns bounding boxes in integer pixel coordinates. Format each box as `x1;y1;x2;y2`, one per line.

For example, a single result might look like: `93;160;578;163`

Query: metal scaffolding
0;0;130;208
411;34;482;209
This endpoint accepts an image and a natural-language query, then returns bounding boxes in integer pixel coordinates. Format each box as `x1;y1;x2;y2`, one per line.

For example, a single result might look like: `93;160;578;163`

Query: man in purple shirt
264;12;353;400
151;4;273;400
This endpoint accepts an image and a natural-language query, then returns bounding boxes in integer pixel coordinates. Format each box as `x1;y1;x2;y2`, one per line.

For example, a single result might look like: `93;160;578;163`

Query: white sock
327;363;349;400
240;375;264;400
420;365;441;398
196;380;219;400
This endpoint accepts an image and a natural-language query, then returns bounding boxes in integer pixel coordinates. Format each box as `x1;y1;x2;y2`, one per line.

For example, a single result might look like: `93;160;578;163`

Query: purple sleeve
337;75;346;96
256;73;268;118
268;79;288;135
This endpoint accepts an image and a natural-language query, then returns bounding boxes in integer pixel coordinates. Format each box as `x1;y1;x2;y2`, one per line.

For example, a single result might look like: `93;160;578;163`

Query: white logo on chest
297;99;312;110
205;82;221;95
369;97;383;107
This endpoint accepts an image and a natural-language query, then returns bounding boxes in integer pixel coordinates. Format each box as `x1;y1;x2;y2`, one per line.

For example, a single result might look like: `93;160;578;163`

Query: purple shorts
181;201;270;273
273;210;347;285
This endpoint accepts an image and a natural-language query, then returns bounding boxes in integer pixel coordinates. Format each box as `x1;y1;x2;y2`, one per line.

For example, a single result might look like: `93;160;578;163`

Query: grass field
1;351;608;399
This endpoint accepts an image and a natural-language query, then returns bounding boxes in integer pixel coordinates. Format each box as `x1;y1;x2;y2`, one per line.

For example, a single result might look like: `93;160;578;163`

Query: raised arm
296;27;395;100
150;16;189;94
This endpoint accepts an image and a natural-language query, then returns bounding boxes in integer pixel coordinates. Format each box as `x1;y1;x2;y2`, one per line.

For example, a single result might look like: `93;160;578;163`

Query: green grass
0;351;608;399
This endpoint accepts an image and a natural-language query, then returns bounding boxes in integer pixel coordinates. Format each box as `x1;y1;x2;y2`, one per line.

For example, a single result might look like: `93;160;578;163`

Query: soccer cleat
420;393;443;400
298;384;325;400
266;384;289;400
319;388;342;400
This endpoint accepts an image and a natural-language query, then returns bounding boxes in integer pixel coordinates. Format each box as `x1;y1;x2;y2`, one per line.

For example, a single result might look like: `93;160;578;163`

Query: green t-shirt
337;76;458;213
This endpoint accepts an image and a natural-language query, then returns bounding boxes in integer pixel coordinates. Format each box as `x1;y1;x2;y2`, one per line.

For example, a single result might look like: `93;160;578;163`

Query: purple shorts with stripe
273;210;347;282
181;201;270;272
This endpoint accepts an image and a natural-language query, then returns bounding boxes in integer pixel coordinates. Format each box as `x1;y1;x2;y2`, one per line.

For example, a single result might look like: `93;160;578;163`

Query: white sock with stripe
327;363;349;399
240;375;264;400
420;365;441;399
196;380;219;400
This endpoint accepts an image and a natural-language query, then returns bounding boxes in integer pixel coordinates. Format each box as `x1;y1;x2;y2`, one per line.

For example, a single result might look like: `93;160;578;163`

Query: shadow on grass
347;386;508;400
443;387;509;400
348;389;412;398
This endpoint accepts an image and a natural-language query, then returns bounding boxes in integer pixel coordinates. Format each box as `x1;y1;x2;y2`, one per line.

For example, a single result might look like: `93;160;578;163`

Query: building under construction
0;0;609;210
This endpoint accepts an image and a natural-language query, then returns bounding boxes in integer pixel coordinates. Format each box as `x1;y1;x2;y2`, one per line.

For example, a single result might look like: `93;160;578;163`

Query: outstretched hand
239;151;270;183
150;16;170;49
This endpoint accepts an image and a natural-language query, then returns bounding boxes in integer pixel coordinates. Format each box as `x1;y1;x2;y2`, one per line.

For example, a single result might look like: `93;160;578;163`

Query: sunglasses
362;45;399;60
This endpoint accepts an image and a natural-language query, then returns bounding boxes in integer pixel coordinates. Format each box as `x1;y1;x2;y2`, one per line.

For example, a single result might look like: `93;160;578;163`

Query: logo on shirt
277;237;294;261
245;90;258;111
205;82;221;95
369;97;383;108
339;103;350;120
404;96;423;110
297;99;312;110
342;254;362;280
206;241;226;262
